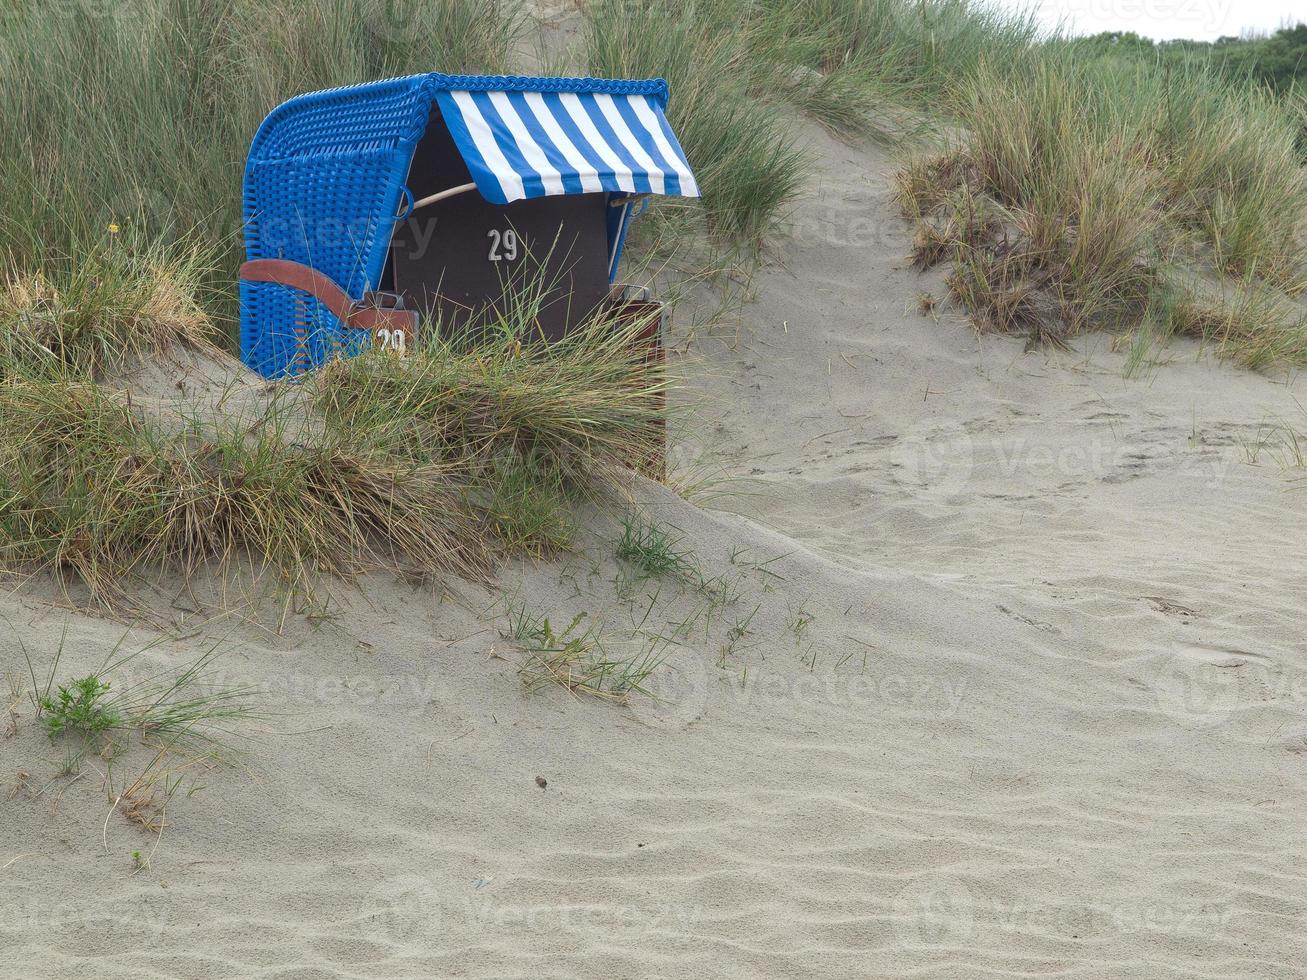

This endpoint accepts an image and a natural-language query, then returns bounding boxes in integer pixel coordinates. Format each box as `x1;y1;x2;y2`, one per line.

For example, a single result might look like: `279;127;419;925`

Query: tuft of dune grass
0;243;220;380
0;378;494;606
582;0;808;244
1165;285;1307;371
311;316;669;471
898;55;1307;368
308;309;672;554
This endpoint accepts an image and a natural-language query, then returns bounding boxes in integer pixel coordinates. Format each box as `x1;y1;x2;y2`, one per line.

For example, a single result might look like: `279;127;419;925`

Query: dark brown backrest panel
388;107;611;342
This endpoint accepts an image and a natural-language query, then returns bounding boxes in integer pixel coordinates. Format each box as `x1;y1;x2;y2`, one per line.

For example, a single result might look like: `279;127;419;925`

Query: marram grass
0;241;220;380
0;0;525;335
898;55;1307;369
307;307;672;554
0;379;495;605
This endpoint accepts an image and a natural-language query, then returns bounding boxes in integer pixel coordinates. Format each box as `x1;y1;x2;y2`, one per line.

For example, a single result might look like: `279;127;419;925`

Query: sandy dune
3;122;1307;979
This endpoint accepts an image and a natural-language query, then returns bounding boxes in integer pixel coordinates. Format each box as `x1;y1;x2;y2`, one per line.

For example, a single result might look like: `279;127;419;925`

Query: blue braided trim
420;73;669;106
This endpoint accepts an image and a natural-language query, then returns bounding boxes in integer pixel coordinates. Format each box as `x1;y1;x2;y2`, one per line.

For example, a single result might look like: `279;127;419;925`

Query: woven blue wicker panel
239;281;370;380
241;75;431;377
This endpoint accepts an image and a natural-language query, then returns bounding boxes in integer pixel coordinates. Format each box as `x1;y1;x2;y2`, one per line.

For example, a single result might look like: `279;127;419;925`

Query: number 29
375;326;407;354
487;228;518;262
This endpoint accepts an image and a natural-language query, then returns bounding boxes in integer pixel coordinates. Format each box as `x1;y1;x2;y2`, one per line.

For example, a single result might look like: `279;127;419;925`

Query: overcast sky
1024;0;1304;42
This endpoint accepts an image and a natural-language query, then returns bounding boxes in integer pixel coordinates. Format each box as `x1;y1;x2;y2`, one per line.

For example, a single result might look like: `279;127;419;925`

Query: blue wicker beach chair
239;72;699;379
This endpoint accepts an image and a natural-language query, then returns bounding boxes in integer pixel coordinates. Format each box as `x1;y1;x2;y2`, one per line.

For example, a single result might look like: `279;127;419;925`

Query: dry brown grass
4;671;20;738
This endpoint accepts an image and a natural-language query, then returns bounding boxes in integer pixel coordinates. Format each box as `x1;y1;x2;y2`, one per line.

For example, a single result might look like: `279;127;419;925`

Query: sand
3;117;1307;979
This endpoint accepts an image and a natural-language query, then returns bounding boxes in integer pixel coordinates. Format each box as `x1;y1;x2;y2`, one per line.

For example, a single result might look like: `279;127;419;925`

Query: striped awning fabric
434;88;700;205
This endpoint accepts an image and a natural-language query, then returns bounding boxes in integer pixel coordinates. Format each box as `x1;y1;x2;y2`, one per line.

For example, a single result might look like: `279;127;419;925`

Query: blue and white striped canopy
435;87;700;205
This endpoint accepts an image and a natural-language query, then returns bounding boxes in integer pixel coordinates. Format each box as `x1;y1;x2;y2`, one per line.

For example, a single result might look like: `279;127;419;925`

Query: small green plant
790;604;816;643
57;744;84;777
721;601;763;663
40;676;123;740
26;634;259;751
502;605;661;702
616;513;701;582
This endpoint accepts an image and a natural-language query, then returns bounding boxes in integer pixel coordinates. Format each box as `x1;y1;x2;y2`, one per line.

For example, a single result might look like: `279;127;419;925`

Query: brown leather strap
240;259;418;333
